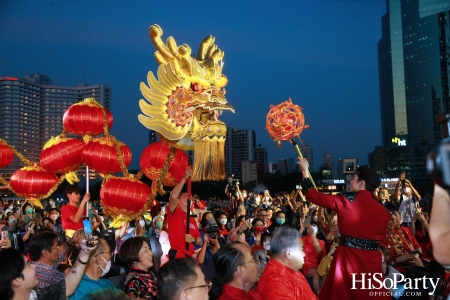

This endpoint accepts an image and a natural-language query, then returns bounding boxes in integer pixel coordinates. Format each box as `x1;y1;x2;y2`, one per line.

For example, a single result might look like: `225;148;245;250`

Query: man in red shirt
257;226;318;300
167;167;201;259
61;186;90;236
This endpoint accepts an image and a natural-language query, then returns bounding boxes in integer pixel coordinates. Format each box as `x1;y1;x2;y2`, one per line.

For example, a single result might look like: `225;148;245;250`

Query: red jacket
218;284;262;300
257;259;318;300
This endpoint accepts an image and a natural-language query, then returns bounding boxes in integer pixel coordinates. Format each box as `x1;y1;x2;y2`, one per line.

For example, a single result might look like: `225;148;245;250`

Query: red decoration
82;136;132;174
101;176;151;220
10;166;58;199
266;98;309;144
140;142;188;186
40;138;84;173
63;98;113;136
0;143;14;168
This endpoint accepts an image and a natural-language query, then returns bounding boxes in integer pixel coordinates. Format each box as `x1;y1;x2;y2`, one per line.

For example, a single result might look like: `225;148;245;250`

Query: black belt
339;235;379;251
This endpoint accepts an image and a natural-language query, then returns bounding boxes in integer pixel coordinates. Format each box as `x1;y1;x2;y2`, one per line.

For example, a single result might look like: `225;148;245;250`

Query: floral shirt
123;267;159;299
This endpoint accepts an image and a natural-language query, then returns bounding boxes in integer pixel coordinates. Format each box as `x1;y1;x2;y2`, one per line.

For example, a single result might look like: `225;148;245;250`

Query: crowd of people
0;160;449;300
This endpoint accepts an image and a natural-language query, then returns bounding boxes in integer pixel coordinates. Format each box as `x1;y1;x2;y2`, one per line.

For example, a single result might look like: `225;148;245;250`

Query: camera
205;225;219;239
427;137;450;189
227;174;239;194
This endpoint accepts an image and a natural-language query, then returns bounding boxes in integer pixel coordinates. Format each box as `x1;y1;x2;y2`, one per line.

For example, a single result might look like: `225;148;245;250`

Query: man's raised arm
169;167;192;213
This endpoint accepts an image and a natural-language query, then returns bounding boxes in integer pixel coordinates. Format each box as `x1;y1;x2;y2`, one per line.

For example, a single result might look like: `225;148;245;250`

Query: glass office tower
378;0;450;191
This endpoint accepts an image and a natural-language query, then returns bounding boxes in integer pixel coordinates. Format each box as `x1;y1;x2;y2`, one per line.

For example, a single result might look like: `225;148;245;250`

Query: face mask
98;255;111;277
276;218;285;225
9;205;13;209
332;215;337;223
9;218;15;224
207;218;215;226
139;220;145;228
312;216;318;222
242;193;247;198
403;187;411;194
263;242;270;251
155;221;163;229
51;214;58;221
26;208;33;214
219;219;227;225
253;225;264;234
312;226;318;236
255;197;260;201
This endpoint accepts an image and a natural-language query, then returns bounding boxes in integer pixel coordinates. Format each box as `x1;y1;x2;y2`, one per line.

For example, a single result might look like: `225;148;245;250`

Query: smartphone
416;207;422;214
83;218;94;246
1;231;7;240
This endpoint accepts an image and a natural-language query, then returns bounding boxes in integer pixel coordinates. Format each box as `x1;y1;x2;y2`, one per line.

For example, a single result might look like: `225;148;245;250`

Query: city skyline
1;0;387;172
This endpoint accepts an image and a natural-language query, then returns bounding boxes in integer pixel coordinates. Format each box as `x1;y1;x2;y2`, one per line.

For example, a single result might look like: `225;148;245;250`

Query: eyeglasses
184;282;211;292
239;258;255;266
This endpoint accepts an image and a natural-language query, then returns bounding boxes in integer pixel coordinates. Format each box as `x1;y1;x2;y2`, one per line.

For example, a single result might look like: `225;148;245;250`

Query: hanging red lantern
40;137;84;173
10;166;59;207
63;97;113;136
140;142;188;186
101;176;151;222
0;143;14;168
82;136;132;174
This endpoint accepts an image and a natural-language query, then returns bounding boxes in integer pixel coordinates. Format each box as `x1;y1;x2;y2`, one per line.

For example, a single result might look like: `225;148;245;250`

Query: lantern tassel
65;171;80;185
192;137;226;181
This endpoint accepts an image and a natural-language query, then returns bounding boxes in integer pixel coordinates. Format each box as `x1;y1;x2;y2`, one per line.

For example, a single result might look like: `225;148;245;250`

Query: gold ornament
138;25;234;181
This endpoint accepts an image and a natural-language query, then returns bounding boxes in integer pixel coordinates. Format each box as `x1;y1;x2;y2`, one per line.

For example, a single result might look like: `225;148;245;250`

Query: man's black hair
156;257;199;300
64;185;80;195
29;231;58;261
355;166;381;192
0;248;25;300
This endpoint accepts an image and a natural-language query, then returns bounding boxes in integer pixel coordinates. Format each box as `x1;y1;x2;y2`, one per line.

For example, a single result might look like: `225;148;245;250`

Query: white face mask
139;220;146;228
242;193;247;198
312;216;318;222
51;214;58;221
263;242;270;251
98;254;111;277
219;219;227;225
403;187;411;194
255;197;260;201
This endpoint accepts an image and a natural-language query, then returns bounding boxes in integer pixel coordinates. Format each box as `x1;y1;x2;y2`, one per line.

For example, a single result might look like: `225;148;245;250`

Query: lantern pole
85;165;90;217
186;177;191;251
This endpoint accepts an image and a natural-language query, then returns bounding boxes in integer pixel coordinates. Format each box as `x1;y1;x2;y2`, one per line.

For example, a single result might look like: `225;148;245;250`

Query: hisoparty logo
351;273;439;297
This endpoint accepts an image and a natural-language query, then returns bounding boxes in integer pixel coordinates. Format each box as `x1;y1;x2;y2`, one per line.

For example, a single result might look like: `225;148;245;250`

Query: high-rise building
322;152;335;176
0;73;111;184
300;144;313;171
276;158;296;175
241;161;258;185
378;0;450;191
225;127;256;181
254;145;268;177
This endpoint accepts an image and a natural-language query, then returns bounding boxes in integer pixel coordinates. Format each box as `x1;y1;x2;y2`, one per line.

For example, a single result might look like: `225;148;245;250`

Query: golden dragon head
138;24;235;181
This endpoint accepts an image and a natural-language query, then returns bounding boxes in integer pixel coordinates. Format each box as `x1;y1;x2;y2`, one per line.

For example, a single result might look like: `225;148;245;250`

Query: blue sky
0;0;387;172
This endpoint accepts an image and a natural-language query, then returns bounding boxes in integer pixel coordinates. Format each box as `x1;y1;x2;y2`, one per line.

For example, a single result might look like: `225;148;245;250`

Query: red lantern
140;142;188;186
82;136;132;174
0;143;14;168
10;166;59;206
63;97;113;136
101;176;151;220
40;138;84;173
